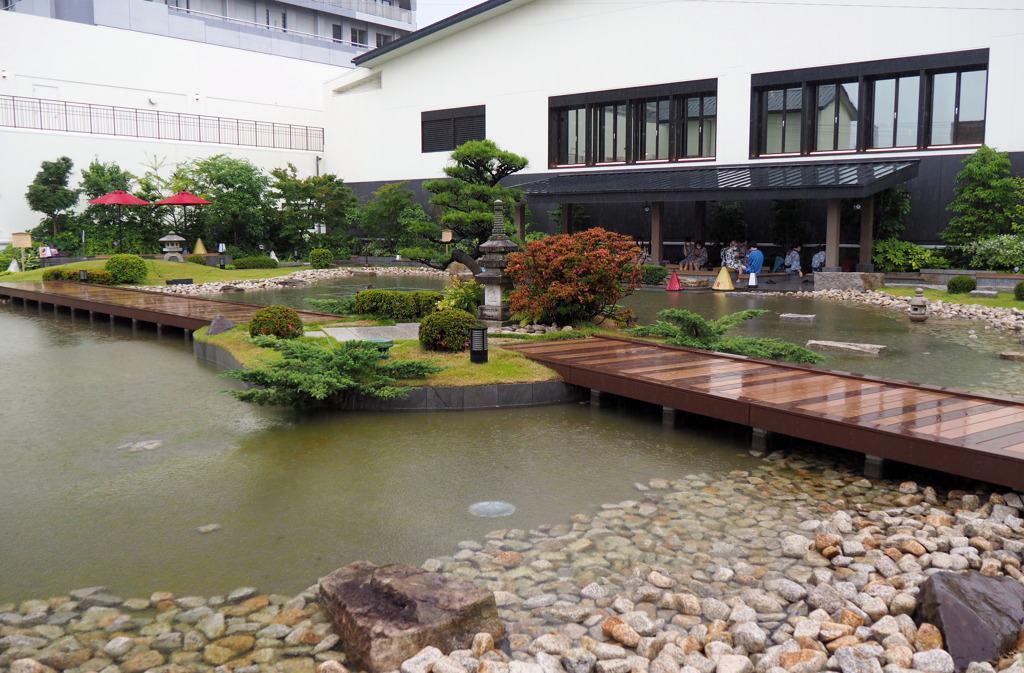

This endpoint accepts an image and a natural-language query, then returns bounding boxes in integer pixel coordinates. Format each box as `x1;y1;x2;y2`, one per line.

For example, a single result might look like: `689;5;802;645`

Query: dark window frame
549;79;717;168
750;49;988;158
421;105;486;153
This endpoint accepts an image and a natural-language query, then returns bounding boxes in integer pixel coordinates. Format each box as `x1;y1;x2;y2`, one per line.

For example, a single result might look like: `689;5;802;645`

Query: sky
415;0;485;28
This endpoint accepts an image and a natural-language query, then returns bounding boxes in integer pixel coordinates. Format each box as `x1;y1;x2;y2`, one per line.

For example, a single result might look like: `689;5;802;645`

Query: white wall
323;0;1024;184
0;10;345;243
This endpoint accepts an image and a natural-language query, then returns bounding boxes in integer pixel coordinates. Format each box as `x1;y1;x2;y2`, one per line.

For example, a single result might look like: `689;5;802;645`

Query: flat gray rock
970;290;998;298
806;340;887;356
322;323;421;341
780;313;816;322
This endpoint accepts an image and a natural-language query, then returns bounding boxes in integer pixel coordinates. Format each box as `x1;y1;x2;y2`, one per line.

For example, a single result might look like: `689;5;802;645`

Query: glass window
763;87;802;154
931;69;986;146
871;75;919;148
814;82;858;152
681;95;716;158
556;107;586;165
595;102;627;163
958;69;987;144
638;99;670;161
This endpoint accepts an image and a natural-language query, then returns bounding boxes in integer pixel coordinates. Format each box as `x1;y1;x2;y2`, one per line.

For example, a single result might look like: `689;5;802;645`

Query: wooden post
651;201;664;264
825;198;841;268
859;195;875;267
514;203;526;241
559;203;571;234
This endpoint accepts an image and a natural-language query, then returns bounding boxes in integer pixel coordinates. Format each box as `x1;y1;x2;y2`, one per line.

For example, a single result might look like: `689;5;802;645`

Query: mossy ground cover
882;287;1024;310
2;259;295;285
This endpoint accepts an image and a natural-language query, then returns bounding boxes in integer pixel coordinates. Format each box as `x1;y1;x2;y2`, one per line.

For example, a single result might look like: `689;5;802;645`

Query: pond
1;275;1021;603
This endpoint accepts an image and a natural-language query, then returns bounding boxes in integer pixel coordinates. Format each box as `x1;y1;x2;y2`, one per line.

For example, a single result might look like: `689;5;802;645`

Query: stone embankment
140;267;448;296
772;289;1024;335
5;449;1024;673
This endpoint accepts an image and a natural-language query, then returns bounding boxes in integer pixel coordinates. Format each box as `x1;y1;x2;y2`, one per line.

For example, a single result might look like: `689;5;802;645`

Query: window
421;105;485;153
751;50;987;157
332;24;342;42
376;33;393;48
549;79;716;167
280;11;286;30
351;27;368;46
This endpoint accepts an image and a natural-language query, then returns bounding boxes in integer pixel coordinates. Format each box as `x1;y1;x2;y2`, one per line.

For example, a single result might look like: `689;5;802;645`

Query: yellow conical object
193;238;208;255
712;266;734;291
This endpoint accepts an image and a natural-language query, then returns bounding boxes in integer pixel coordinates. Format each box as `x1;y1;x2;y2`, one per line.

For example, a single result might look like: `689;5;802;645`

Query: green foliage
946;275;977;294
943;146;1021;251
352;290;442;320
222;337;444;409
708;202;746;246
357;182;431;255
770;200;806;249
268;164;359;256
41;267;115;284
249;305;304;339
186;254;208;265
875;185;912;240
634;265;668;285
1015;281;1024;301
233;256;278;269
962;234;1024;271
25;156;80;239
104;254;148;284
173;154;271;250
419;309;479;352
77;159;160;255
305;297;356;314
629;308;826;364
548;203;590;233
871;238;950;272
309;248;334;269
436;279;484;313
508;228;643;325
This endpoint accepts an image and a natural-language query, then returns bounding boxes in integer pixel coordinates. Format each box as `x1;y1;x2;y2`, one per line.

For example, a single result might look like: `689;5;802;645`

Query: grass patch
4;259;300;286
390;340;562;386
194;324;337;367
882;287;1024;310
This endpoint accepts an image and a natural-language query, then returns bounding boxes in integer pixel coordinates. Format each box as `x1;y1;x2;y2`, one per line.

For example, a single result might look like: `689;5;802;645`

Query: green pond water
1;277;1021;603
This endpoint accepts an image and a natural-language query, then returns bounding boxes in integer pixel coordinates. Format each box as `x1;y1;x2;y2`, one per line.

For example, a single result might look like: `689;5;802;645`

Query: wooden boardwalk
0;281;338;331
507;335;1024;489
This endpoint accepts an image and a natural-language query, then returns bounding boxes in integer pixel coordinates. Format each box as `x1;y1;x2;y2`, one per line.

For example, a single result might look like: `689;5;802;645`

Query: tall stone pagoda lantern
475;200;519;328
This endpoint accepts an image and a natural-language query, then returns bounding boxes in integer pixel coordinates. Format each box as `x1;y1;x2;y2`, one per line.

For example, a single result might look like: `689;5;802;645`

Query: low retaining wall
812;272;885;292
193;338;587;412
919;269;1024;290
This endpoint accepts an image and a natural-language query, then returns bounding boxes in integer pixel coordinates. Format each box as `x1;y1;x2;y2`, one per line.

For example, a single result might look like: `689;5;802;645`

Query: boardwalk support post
751;427;772;457
662;406;679;427
590;389;616;408
864;454;886;480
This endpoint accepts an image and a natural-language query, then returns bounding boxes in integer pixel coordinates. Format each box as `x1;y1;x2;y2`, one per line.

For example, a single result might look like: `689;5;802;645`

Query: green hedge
419;309;479;352
1015;281;1024;301
234;256;278;269
41;267;115;285
186;255;208;266
104;254;148;284
947;275;977;294
352;290;443;320
305;297;356;314
309;248;334;269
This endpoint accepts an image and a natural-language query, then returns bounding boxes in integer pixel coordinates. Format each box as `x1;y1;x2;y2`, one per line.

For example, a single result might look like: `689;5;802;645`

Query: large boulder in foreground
915;570;1024;671
318;561;505;673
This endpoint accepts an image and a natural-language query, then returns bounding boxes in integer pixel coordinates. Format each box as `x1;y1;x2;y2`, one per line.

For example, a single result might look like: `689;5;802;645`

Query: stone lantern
908;287;929;323
475;200;519;328
159;231;186;262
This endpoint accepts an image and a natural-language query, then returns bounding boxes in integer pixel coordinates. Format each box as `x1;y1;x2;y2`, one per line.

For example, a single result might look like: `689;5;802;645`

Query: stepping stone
970;290;999;298
780;313;816;322
1000;352;1024;362
806;340;887;356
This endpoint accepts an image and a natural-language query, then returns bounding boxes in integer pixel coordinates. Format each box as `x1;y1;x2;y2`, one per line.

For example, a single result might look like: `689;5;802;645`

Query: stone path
314;323;421;341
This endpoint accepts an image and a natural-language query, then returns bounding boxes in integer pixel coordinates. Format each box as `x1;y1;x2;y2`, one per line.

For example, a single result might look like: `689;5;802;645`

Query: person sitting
811;246;826;273
784;245;804;277
681;241;708;270
743;243;764;274
679;236;695;265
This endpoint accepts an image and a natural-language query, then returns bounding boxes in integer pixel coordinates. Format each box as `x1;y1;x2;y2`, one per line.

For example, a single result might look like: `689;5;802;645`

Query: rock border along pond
4;447;1024;673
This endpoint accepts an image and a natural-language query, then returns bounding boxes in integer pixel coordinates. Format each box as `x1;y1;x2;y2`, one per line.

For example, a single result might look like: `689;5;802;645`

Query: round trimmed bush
419;309;479;352
1015;280;1024;301
249;305;304;339
946;275;977;294
186;254;208;265
234;256;278;270
309;248;333;269
104;254;148;284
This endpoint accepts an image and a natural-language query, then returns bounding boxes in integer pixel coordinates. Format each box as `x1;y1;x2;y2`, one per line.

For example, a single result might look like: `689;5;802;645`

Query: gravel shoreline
2;448;1021;673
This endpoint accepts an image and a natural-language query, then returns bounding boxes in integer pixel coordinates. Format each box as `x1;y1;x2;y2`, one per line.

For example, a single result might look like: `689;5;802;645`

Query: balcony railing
322;0;412;23
0;95;325;152
167;6;375;49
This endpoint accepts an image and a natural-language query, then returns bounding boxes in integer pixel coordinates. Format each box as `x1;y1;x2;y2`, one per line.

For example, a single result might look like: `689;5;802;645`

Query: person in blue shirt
743;243;764;275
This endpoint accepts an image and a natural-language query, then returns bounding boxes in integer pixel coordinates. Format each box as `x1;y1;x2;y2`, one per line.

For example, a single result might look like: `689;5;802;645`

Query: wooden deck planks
506;334;1024;489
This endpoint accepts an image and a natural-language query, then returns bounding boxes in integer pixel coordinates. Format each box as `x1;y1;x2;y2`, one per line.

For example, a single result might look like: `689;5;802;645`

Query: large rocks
915;570;1024;671
318;561;505;673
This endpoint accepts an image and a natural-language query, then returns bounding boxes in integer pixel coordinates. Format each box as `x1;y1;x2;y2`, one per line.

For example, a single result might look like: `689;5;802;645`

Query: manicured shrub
947;275;977;294
1014;280;1024;301
249;305;303;339
437;279;484;313
638;264;668;285
42;267;115;284
309;248;334;269
42;268;71;281
419;309;479;352
507;228;643;325
234;256;278;269
352;290;442;320
871;238;950;272
186;254;208;265
104;254;148;284
85;269;115;285
306;297;356;314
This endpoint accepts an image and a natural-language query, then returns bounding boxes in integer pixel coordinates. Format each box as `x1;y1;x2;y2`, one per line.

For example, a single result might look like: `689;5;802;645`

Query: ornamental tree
942;145;1019;248
25;156;80;239
507;228;642;325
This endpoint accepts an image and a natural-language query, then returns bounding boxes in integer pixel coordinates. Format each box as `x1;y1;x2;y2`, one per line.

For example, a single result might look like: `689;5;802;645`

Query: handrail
167;5;376;48
0;94;325;152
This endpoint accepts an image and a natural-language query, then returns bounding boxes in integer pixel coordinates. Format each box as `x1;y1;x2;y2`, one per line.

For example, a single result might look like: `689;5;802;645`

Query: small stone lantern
908;287;929;323
475;200;519;328
159;231;186;262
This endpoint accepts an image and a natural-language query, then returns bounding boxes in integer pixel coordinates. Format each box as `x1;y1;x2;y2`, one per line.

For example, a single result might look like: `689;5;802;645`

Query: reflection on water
2;278;1022;603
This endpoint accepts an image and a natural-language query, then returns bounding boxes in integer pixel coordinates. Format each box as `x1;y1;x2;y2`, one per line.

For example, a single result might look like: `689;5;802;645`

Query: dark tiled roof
517;160;919;203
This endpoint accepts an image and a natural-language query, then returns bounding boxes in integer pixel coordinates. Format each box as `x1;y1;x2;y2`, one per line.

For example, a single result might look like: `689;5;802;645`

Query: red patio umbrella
88;190;151;250
154;192;212;241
